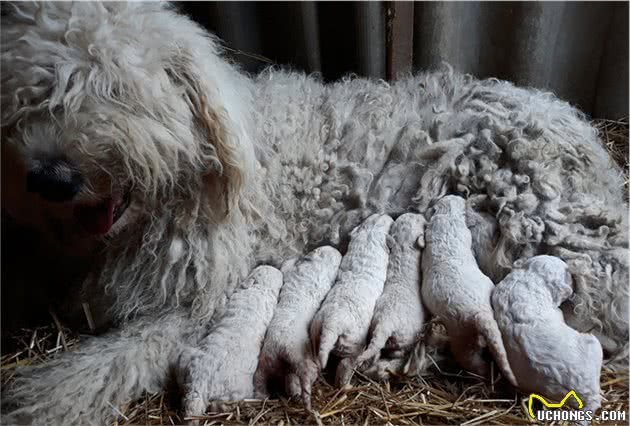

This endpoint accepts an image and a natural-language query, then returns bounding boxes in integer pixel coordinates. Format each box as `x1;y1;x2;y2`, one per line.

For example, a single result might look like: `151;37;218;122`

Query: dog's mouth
73;190;131;235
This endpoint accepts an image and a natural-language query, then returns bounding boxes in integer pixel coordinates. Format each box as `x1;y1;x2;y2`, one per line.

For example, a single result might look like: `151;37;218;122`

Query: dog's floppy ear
166;56;252;221
192;89;244;219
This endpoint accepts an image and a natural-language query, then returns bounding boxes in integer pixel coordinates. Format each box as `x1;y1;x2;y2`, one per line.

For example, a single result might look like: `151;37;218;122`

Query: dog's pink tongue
74;199;114;235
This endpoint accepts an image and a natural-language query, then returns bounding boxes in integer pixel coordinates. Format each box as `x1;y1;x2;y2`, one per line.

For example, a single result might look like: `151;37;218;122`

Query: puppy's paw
360;357;405;381
285;373;301;399
183;390;206;425
335;357;356;386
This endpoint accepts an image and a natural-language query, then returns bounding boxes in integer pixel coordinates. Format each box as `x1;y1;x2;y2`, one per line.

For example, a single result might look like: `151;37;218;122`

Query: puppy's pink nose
26;159;83;202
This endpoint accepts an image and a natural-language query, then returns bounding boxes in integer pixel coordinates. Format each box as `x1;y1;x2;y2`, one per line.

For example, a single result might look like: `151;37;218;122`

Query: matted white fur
1;2;627;424
492;256;603;415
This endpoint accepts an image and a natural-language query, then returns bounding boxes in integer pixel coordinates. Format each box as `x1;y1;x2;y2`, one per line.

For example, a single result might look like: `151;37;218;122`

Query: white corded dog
1;2;627;424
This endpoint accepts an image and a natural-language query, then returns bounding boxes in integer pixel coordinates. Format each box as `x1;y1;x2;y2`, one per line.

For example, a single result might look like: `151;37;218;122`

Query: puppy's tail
2;313;186;425
476;313;518;387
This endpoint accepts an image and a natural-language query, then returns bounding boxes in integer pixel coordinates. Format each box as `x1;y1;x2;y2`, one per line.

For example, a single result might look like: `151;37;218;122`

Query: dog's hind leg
1;311;190;425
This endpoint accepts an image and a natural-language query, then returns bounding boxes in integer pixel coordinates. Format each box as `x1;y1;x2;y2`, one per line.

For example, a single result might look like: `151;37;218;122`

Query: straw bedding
2;118;628;425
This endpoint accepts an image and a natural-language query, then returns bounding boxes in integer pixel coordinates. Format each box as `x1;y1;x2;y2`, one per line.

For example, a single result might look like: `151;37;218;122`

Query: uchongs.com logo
527;390;627;423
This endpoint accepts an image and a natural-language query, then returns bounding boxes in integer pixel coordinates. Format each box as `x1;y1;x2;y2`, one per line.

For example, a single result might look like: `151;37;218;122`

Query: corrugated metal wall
177;1;628;119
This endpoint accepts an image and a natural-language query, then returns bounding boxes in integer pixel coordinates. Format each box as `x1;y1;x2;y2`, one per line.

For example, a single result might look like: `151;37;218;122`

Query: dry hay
1;118;628;425
1;324;627;425
594;117;629;199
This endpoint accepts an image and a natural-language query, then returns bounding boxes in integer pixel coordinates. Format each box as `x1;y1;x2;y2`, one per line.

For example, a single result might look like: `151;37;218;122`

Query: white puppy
310;213;393;385
421;195;517;386
358;213;426;370
492;255;603;414
254;246;342;410
178;266;283;418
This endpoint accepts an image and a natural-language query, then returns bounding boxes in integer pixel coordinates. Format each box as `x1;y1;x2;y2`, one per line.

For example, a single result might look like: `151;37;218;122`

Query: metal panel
594;2;629;118
413;2;488;76
289;2;322;73
355;2;386;79
178;1;627;118
387;1;414;80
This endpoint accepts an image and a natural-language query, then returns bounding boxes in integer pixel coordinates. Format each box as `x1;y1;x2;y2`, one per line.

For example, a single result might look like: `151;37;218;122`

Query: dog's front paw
182;389;206;424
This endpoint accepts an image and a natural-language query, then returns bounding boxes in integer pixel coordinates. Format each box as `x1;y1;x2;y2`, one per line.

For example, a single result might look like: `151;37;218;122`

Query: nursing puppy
254;246;342;410
310;214;393;386
179;265;283;418
421;195;517;386
1;2;626;424
357;213;426;369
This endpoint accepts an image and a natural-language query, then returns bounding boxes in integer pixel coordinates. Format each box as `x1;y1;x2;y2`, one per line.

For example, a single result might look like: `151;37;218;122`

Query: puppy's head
1;2;254;254
519;255;573;303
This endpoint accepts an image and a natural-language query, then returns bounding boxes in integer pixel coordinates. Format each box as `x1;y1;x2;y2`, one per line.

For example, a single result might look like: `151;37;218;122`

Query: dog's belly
270;128;432;253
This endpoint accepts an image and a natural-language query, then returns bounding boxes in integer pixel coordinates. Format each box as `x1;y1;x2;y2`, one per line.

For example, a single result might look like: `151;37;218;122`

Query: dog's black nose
26;160;83;202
